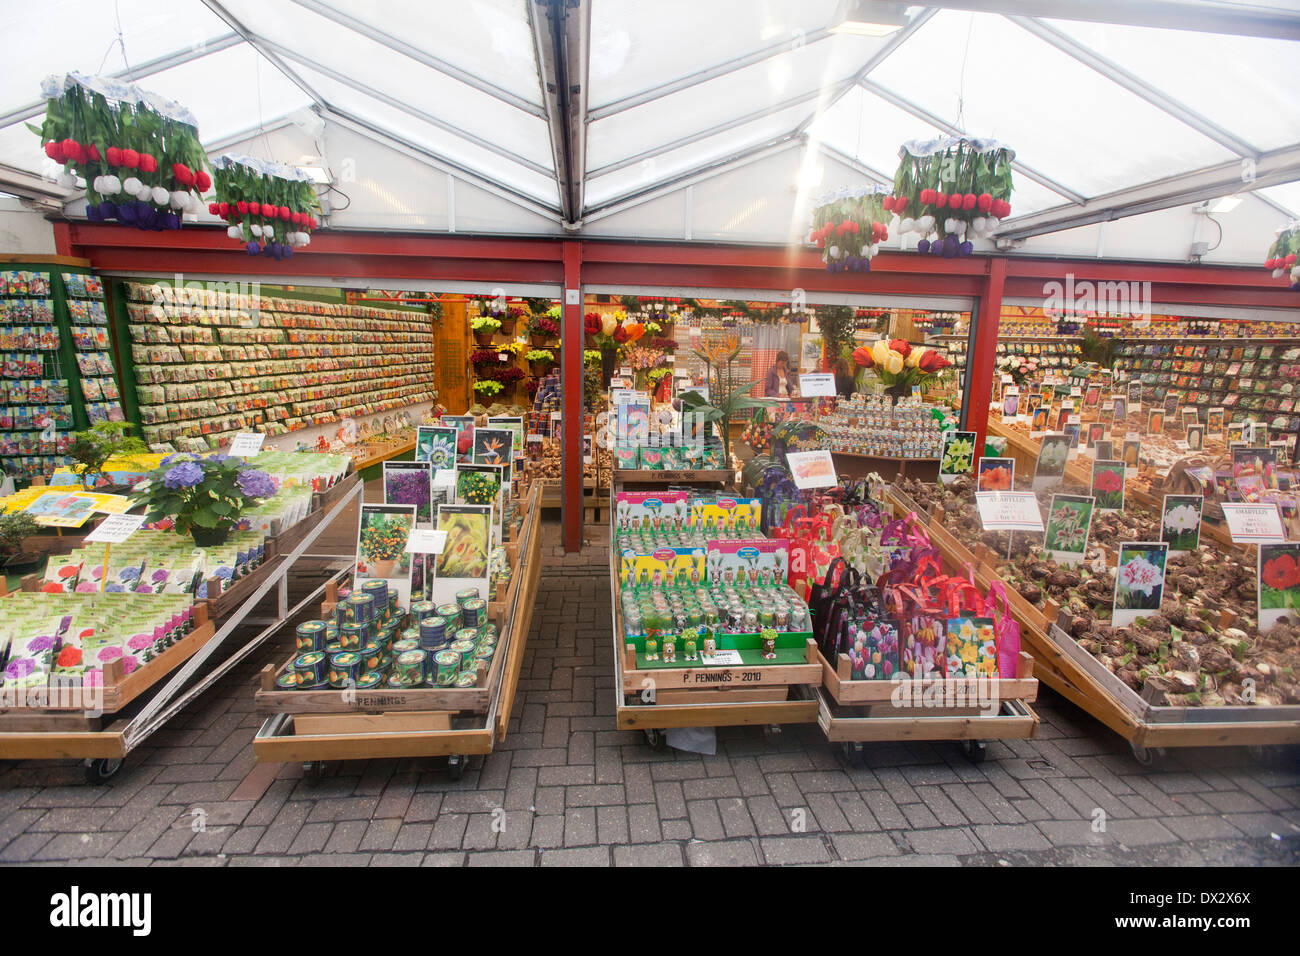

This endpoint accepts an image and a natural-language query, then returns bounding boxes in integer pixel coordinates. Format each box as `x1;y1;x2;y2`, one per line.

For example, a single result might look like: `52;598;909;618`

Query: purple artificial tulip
117;202;138;225
283;245;293;258
246;241;260;255
99;200;118;220
916;238;930;254
959;240;973;256
861;257;870;271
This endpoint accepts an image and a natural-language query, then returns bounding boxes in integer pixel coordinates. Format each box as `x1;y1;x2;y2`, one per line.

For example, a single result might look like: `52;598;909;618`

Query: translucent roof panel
218;0;553;170
869;11;1238;195
1257;183;1300;219
585;103;812;209
588;0;850;108
0;0;229;119
316;0;544;108
1044;19;1300;152
288;62;558;207
586;30;885;173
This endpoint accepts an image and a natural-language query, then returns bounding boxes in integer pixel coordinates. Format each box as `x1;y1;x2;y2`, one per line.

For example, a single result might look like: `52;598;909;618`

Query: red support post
969;257;1007;460
561;241;584;553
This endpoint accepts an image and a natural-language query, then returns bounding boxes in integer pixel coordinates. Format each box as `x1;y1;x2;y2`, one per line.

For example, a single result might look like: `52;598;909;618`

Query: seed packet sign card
472;428;513;468
1030;407;1048;434
1093;439;1113;461
383;461;433;526
977;457;1014;492
455;463;504;547
1207;407;1225;436
786;450;837;490
1112;542;1168;628
1002;387;1019;418
1091;459;1126;512
355;503;417;609
939;431;976;485
1186;425;1204;452
1032;433;1070;490
1040;494;1092;566
420;426;458;469
430;503;492;607
1258;542;1300;633
1122;439;1141;472
1160;494;1203;554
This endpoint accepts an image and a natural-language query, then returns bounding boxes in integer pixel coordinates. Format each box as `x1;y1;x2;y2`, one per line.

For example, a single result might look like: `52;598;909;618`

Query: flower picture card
1112;542;1168;628
1091;459;1126;512
1161;494;1203;553
939;431;977;485
1044;494;1095;566
1186;424;1204;452
430;503;493;607
1258;542;1300;633
354;503;416;607
1122;438;1141;472
977;457;1014;492
383;460;433;525
1032;433;1070;490
472;428;513;468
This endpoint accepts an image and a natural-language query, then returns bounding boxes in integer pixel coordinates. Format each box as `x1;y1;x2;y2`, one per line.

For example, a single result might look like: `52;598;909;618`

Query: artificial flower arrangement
529;315;560;342
34;73;210;230
998;354;1040;386
471;316;502;342
525;349;555;369
888;136;1014;258
473;380;505;395
132;453;278;547
851;338;951;393
1263;222;1300;290
809;185;892;272
210;154;319;258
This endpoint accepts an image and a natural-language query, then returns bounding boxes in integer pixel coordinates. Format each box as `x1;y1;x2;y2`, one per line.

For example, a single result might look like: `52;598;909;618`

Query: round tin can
436;603;463;631
434;649;460;686
454;587;480;606
355;671;384;690
476;632;498;654
275;672;301;690
339;622;369;650
298;679;330;691
359;642;384;672
361;579;388;606
386;673;420;689
460;599;487;628
454;671;478;688
392;639;420;657
292;651;328;685
394;648;428;682
419;617;448;649
327;651;361;688
473;650;493;672
449;638;477;666
410;601;437;622
324;639;344;655
453;628;479;649
295;620;327;653
341;593;375;625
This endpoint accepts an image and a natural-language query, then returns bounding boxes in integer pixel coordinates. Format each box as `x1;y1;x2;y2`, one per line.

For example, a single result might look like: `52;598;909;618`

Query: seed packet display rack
888;483;1300;764
609;472;821;748
0;471;364;782
251;483;542;777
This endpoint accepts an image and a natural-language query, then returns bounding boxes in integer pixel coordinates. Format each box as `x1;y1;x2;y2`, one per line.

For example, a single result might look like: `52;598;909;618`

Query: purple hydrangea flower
163;461;204;489
236;469;277;499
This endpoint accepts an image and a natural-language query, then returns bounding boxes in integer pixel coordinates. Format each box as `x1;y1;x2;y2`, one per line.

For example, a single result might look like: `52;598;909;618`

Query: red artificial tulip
44;141;64;162
194;170;211;192
248;201;261;216
962;193;977;211
87;144;101;161
236;200;249;214
172;163;194;186
279;206;291;220
208;202;219;215
1287;254;1298;266
291;211;303;224
105;146;122;166
852;346;874;368
934;193;948;209
894;197;907;214
919;188;934;205
977;192;992;212
121;148;140;169
139;153;157;174
218;201;230;217
888;338;911;358
882;196;895;212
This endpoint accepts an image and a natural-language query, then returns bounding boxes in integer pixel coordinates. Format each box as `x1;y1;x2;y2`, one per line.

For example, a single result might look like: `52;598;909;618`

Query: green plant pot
190;525;232;548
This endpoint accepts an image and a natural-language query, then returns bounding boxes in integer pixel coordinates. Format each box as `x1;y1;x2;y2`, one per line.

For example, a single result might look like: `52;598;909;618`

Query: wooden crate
201;554;286;620
311;468;361;514
819;648;1038;707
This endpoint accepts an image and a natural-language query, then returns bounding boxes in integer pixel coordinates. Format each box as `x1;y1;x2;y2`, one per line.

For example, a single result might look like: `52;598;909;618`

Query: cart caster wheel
643;728;667;752
1130;743;1167;766
961;740;987;764
302;761;325;779
763;724;781;738
447;755;466;781
1248;744;1298;769
83;758;123;785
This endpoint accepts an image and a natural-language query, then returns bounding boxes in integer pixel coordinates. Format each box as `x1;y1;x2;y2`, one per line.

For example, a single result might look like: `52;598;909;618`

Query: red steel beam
561;241;584;553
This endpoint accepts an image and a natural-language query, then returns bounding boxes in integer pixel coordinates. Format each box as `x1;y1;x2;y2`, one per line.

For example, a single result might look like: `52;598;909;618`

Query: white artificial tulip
151;186;168;205
870;243;880;256
169;190;187;209
92;176;105;193
101;176;121;195
955;221;967;237
1292;266;1300;280
1274;268;1285;278
122;176;142;196
251;224;264;238
828;245;841;259
900;217;915;234
971;216;986;234
227;225;241;240
918;214;935;233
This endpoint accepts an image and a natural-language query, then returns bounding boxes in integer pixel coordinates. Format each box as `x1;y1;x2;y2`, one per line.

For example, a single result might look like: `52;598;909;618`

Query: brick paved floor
0;520;1296;866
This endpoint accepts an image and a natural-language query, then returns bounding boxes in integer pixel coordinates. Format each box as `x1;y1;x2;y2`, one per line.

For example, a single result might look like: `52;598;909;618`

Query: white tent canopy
1;0;1298;265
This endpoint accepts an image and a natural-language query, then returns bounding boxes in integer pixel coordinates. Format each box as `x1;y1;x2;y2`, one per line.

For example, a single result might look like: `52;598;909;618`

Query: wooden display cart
251;483;543;778
0;475;365;782
610;471;820;748
888;483;1300;763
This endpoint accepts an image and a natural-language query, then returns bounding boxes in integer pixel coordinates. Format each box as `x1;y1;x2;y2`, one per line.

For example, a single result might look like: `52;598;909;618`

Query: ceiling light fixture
831;1;912;37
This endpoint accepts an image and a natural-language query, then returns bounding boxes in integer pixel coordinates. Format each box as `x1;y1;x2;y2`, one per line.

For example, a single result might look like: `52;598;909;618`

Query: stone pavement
0;521;1296;867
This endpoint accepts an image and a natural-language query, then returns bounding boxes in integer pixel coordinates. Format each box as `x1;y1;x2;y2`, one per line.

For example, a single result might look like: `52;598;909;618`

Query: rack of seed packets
0;269;73;480
62;271;123;426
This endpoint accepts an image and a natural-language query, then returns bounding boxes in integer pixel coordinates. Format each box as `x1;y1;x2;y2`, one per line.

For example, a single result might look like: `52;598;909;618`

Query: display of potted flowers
133;453;278;546
529;314;560;346
499;305;526;337
851;339;951;398
471;316;502;346
473;379;505;397
526;348;555;375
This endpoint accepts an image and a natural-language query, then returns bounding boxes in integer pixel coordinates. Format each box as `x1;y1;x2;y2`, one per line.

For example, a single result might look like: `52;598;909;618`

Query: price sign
974;491;1045;532
798;373;835;397
1221;503;1286;543
86;513;146;544
405;529;448;554
786;450;837;489
229;432;265;456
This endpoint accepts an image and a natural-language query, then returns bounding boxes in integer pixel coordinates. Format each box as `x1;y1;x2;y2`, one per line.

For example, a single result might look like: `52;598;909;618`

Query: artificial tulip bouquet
852;338;951;393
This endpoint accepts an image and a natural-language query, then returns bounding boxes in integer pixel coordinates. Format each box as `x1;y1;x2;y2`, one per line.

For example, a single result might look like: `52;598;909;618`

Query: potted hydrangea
132;453;278;547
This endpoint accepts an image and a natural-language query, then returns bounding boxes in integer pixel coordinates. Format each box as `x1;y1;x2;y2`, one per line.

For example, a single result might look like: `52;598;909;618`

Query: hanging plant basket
210;155;320;260
34;73;210;230
886;136;1015;260
809;184;892;273
1264;222;1300;290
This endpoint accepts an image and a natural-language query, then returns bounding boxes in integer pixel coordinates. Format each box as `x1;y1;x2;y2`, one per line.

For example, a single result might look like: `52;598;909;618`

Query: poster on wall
383;461;434;525
354;503;417;610
430;503;493;607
